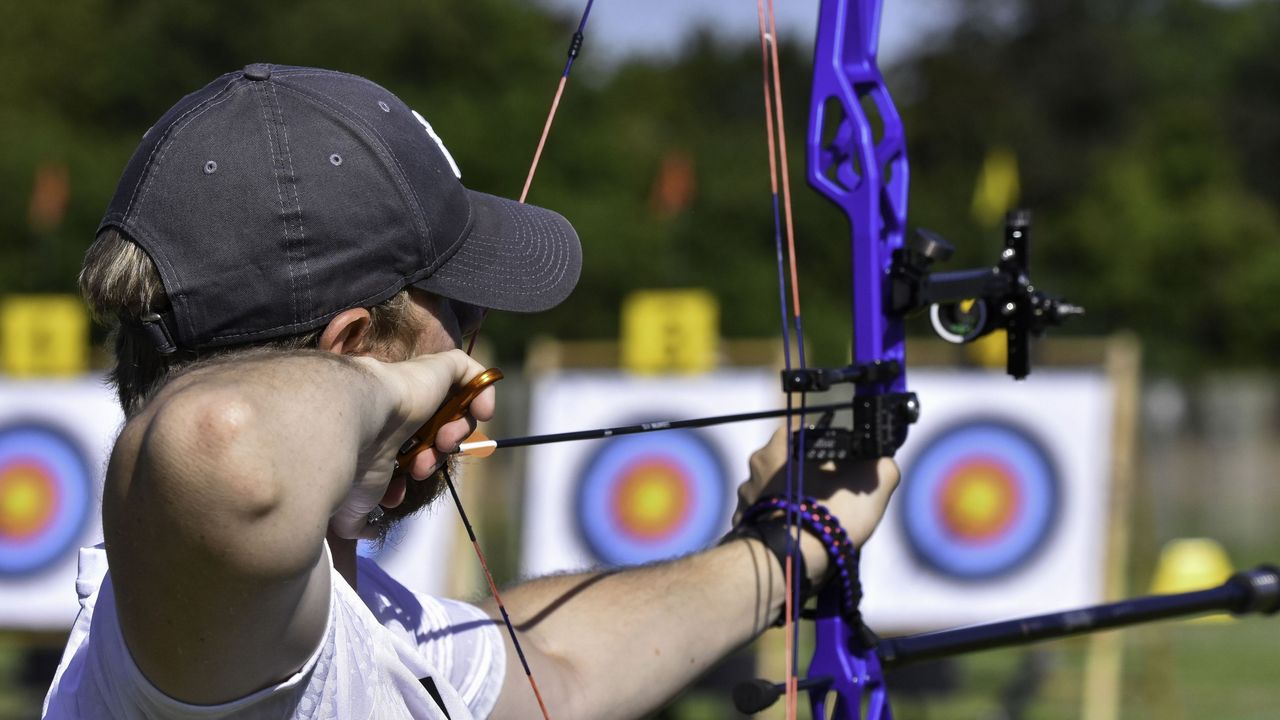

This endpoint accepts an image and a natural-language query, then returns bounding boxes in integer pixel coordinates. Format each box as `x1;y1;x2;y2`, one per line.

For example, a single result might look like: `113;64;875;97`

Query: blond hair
80;229;423;416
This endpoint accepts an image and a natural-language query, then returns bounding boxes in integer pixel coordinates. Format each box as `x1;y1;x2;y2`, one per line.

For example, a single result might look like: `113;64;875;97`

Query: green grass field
879;618;1280;720
3;606;1277;718
658;610;1280;719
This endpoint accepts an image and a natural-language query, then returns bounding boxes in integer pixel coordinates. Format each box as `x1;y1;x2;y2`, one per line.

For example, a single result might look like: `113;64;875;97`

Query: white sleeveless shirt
41;545;505;719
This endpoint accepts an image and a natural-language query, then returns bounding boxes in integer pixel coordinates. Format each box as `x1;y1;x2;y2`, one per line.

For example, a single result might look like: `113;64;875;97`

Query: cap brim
413;190;582;313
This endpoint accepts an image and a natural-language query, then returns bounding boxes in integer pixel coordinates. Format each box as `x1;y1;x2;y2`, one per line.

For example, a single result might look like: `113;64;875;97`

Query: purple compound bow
474;1;1275;717
800;2;906;718
739;3;1274;717
745;0;1081;717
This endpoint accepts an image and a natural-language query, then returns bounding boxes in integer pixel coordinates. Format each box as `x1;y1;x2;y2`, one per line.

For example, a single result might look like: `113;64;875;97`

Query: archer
40;64;900;720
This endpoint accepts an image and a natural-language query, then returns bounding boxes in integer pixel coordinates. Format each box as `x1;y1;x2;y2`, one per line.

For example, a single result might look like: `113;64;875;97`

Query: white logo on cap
412;110;462;179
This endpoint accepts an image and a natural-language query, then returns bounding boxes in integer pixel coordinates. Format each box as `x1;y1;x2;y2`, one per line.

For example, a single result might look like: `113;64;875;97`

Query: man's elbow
144;389;281;516
107;388;303;576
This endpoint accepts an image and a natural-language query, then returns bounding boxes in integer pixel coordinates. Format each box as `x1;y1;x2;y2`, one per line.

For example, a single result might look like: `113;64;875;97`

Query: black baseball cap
99;63;581;352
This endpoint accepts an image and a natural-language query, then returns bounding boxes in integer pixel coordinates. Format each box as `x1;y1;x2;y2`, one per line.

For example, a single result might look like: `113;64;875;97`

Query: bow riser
811;589;893;720
809;0;909;398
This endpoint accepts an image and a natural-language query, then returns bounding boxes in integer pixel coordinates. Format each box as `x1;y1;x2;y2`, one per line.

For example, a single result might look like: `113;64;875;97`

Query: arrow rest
789;391;921;466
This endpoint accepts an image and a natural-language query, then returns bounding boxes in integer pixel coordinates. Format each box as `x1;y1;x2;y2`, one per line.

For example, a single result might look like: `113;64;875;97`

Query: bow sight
783;210;1082;462
894;211;1085;379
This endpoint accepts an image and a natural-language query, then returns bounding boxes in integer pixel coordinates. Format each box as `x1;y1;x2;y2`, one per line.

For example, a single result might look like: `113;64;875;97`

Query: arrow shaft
457;401;849;455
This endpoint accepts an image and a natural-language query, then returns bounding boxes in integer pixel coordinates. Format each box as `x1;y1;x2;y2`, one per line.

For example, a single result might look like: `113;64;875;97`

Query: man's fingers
409;447;443;480
396;349;487;420
435;414;479;454
330;508;368;540
464;384;495;423
748;426;790;479
876;457;902;493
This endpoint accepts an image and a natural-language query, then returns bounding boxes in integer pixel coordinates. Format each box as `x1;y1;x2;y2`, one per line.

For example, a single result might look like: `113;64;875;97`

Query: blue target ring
0;424;93;576
576;429;728;566
900;420;1059;580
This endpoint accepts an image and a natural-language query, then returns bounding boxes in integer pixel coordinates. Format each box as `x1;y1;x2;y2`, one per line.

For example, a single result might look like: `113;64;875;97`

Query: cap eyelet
329;154;343;167
378;101;390;113
203;160;218;175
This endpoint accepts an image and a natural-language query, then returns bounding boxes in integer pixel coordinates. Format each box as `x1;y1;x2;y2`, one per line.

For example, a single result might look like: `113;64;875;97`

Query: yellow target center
0;463;58;539
615;462;689;540
940;462;1018;542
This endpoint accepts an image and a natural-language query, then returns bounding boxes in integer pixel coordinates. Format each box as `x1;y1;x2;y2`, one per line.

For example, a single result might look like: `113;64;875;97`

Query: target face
900;420;1059;580
0;424;93;576
576;430;728;566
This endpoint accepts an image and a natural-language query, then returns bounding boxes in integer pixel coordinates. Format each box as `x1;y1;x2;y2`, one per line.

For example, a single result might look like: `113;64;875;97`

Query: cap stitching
124;81;241;223
276;69;468;267
276;71;475;272
448;235;563;282
432;208;574;295
462;203;563;272
438;255;568;293
443;203;571;286
253;81;301;326
268;79;314;321
270;81;434;255
125;86;245;346
279;79;434;251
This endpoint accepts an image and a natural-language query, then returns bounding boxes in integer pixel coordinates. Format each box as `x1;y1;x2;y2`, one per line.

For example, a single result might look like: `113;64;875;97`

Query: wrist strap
735;495;864;620
721;520;812;626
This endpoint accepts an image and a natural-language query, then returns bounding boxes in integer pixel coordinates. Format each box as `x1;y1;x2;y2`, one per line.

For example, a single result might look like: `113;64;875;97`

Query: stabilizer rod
877;565;1280;667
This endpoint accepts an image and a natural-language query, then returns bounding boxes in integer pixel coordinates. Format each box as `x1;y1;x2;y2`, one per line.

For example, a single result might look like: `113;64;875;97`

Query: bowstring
451;4;598;717
442;465;553;719
520;0;596;205
458;3;811;717
755;1;806;718
464;0;596;357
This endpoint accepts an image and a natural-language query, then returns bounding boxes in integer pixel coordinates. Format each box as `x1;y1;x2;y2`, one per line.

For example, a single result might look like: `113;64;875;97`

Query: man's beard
366;458;453;546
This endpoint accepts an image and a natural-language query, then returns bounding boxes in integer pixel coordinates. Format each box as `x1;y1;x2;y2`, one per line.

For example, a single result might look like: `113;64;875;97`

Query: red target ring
900;420;1059;580
576;429;728;566
0;424;93;576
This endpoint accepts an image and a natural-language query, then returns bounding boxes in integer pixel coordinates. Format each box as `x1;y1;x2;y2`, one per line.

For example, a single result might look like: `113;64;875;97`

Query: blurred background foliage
1;0;1278;376
3;1;1279;718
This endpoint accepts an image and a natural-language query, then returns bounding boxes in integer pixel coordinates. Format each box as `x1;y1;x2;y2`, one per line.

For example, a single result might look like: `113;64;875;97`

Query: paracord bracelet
737;495;863;619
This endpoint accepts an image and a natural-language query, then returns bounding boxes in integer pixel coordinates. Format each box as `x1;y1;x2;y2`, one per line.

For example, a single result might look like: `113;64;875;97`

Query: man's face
404;289;485;356
368;289;485;538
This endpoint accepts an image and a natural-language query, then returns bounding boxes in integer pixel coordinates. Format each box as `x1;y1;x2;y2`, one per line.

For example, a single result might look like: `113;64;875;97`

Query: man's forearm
486;538;793;720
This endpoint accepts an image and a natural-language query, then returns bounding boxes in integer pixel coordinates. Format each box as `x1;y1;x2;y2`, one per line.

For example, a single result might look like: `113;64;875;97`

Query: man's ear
318;308;373;355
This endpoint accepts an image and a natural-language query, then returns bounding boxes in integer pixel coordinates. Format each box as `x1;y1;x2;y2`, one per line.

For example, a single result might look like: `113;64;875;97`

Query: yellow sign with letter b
621;290;718;374
1;294;89;377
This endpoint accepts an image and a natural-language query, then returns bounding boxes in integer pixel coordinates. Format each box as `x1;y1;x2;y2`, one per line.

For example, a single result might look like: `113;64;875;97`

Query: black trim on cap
121;311;180;355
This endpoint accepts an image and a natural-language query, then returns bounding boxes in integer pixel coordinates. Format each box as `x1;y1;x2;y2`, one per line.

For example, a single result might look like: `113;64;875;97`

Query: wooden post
1081;334;1142;720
